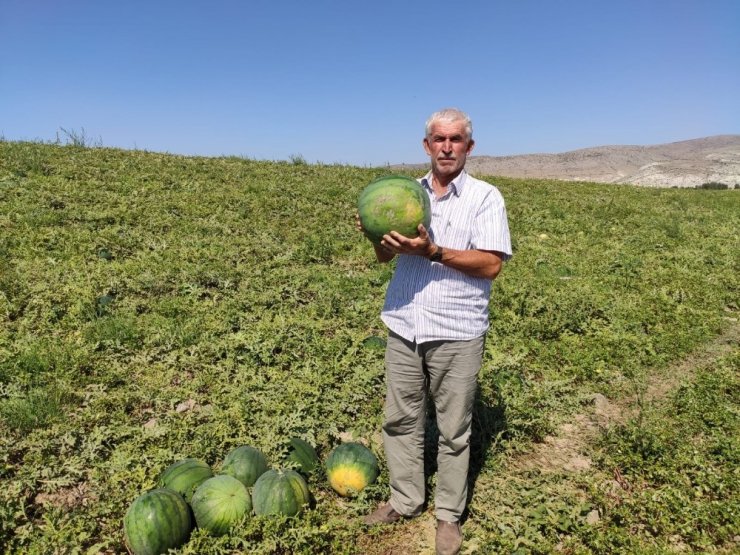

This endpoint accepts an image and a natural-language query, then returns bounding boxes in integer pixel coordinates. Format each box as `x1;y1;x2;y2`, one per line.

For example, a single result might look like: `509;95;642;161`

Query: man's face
423;120;475;180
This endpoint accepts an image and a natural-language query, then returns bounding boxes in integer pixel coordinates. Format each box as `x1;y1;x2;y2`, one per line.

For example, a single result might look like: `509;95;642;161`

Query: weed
56;127;102;148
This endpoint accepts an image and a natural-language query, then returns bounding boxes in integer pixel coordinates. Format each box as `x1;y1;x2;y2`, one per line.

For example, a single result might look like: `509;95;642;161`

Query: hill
395;135;740;188
0;141;738;553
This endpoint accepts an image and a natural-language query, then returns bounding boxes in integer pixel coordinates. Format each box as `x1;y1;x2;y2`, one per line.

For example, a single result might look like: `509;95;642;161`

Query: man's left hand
380;224;436;258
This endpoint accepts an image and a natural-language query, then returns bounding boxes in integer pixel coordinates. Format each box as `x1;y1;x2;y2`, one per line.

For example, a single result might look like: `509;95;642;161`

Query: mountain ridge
393;135;740;188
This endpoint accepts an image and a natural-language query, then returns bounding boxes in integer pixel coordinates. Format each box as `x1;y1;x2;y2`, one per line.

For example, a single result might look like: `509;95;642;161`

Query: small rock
560;423;576;434
605;480;624;496
586;509;600;525
143;418;158;429
590;393;609;408
338;431;356;443
368;432;383;451
175;399;197;413
565;455;592;472
338;431;368;446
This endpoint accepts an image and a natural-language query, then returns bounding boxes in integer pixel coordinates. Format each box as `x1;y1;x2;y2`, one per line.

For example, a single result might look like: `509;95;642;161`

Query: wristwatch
428;244;443;262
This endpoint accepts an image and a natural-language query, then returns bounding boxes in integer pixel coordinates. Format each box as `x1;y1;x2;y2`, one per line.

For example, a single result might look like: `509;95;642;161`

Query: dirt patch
34;481;97;510
518;321;738;475
357;513;436;555
633;321;739;408
514;393;620;475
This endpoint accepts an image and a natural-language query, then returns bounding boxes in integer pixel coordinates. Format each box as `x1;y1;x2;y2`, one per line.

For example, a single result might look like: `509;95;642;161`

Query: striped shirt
381;170;512;343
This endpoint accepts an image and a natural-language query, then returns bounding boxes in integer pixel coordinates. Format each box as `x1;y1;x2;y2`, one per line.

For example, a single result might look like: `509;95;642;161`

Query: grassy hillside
0;141;737;554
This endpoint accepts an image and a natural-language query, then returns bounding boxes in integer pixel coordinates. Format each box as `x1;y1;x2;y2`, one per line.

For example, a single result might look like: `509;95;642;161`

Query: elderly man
362;108;512;555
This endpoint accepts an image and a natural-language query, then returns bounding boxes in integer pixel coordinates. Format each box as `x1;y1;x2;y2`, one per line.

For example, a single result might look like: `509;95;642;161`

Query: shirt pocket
440;224;473;250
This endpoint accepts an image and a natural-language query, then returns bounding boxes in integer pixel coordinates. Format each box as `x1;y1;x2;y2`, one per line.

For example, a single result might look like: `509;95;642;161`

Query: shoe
363;502;403;525
436;519;462;555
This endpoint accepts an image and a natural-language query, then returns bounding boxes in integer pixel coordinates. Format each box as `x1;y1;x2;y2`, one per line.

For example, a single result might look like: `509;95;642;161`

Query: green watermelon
325;442;379;497
220;445;269;487
190;475;252;536
124;488;192;555
252;469;310;517
358;175;431;244
157;458;213;502
286;437;319;475
362;335;387;350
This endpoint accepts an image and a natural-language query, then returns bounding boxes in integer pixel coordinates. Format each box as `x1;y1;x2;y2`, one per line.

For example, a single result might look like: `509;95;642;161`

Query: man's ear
466;139;475;155
423;137;432;156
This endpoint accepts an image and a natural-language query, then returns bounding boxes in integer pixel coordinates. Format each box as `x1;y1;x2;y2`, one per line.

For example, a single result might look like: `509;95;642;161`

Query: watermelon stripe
158;459;213;502
288;438;319;474
290;474;308;511
157;492;189;545
253;469;309;516
124;489;191;555
291;476;303;513
191;475;250;536
221;446;268;487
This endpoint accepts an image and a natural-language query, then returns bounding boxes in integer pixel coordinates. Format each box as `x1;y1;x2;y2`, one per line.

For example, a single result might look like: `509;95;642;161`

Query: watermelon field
0;140;738;554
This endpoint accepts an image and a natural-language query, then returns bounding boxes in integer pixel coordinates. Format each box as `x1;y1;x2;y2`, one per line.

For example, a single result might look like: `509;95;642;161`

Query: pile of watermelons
123;440;379;555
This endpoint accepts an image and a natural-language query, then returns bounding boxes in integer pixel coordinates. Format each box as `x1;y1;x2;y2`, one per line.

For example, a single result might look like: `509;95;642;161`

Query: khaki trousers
383;330;484;522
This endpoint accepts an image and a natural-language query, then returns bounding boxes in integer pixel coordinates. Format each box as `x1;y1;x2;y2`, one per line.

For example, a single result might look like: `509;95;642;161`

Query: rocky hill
395;135;740;188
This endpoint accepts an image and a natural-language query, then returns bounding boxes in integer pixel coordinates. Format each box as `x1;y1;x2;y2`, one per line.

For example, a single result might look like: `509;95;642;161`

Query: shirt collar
421;169;467;197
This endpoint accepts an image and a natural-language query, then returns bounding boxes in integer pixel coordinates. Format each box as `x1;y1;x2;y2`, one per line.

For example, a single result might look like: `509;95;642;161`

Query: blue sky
1;0;738;166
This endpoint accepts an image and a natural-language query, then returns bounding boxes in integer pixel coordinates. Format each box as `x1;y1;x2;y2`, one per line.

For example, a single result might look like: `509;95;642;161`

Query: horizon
7;130;738;166
1;0;739;166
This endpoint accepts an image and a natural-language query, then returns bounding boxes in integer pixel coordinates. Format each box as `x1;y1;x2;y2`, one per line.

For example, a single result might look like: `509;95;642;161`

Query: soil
521;320;739;476
34;481;96;510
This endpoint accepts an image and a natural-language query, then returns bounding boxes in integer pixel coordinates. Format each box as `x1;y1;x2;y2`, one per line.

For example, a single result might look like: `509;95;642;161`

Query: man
361;108;512;555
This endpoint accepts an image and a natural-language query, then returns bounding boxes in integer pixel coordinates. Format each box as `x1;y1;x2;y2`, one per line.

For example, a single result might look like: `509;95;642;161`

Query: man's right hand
380;224;435;258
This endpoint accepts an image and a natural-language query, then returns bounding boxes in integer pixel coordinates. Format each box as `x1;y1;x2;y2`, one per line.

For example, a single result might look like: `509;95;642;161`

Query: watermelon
123;488;192;555
190;475;252;536
157;458;213;502
325;442;379;497
252;469;310;517
220;445;269;487
358;175;432;244
362;335;387;350
286;437;319;475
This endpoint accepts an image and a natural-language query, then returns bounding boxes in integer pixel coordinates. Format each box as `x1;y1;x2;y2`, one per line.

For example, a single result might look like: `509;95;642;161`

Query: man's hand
380;224;436;258
383;222;505;279
356;212;396;263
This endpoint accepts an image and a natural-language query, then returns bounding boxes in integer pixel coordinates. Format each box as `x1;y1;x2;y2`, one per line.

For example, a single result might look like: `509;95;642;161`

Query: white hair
425;108;473;140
